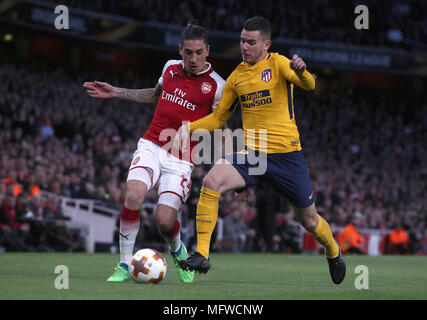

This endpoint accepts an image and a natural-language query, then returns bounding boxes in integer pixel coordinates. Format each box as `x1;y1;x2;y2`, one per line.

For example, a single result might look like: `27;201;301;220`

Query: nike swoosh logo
308;192;313;200
234;81;244;87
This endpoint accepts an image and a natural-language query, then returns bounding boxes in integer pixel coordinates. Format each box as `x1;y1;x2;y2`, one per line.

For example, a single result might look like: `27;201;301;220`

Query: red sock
159;220;181;253
119;206;140;264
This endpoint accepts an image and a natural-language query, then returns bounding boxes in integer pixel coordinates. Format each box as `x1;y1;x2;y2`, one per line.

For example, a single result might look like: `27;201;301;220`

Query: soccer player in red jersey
83;21;225;283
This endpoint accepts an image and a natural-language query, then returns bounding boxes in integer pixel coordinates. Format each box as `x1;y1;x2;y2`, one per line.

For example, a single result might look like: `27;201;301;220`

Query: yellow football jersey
189;52;315;153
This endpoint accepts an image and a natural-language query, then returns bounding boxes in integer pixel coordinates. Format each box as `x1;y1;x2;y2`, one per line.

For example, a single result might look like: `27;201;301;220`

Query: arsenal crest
201;82;212;94
262;69;272;82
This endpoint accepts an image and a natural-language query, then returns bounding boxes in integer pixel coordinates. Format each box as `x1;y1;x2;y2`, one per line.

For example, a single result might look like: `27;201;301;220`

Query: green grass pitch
0;252;426;300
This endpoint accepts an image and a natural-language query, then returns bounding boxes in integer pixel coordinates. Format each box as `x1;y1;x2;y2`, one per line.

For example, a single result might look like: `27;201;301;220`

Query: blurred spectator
48;178;63;196
22;174;41;199
276;208;303;254
0;193;31;251
337;212;366;254
3;181;17;197
222;201;256;252
43;196;65;220
15;191;34;219
253;180;286;252
94;184;108;202
388;220;410;254
40;115;55;141
3;171;22;196
409;225;424;255
27;194;45;220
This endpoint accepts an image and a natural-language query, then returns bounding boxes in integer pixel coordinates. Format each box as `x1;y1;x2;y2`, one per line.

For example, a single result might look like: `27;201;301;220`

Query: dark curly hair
180;19;208;44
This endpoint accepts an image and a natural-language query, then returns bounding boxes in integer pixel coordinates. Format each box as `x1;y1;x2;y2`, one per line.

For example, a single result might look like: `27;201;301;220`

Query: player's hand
173;122;190;155
234;187;252;202
83;81;118;98
290;54;306;75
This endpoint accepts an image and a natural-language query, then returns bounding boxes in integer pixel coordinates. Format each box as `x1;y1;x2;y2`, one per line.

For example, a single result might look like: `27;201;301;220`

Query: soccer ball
129;248;167;284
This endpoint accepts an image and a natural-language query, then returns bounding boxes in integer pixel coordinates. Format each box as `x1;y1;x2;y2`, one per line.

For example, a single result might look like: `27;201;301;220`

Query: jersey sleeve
209;72;226;112
277;55;315;90
189;74;238;133
157;60;181;87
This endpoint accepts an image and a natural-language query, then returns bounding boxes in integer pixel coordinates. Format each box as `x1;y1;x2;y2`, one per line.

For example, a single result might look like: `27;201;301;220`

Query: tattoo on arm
116;86;160;105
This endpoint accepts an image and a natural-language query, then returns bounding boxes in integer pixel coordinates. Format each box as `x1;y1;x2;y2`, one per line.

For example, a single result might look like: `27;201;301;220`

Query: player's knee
294;204;318;232
300;215;318;232
155;213;174;234
155;203;179;235
124;188;145;210
202;174;221;193
157;220;174;235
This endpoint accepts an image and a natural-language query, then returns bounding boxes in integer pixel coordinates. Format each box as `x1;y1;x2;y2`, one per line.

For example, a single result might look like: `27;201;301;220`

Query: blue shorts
224;148;314;208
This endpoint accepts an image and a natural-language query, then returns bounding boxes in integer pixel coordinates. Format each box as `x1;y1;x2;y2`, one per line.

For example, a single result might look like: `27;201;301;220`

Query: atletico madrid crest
261;69;272;82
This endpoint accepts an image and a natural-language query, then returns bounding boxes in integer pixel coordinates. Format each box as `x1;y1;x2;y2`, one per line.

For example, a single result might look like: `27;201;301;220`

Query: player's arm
188;77;239;133
83;81;161;105
221;123;234;155
279;54;315;90
177;99;237;154
212;123;234;161
174;77;238;153
210;79;233;157
116;83;161;104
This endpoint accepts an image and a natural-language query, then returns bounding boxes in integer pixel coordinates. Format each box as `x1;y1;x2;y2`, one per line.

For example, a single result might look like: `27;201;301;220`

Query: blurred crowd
292;83;426;255
1;61;426;254
0;62;154;251
43;0;427;52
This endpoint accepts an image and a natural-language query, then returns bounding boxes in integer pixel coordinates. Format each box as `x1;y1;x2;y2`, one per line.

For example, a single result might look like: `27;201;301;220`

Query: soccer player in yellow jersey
177;16;346;284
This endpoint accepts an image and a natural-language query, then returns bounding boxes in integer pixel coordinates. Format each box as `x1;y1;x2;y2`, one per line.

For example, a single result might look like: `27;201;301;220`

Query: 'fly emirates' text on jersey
143;60;225;162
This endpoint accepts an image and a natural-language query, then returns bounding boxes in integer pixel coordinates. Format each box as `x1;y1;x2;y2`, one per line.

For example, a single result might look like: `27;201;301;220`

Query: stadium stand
0;0;426;254
42;0;427;52
0;61;425;254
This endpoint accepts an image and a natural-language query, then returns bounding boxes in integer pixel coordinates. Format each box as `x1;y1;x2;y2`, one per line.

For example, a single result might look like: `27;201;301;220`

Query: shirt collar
180;61;212;76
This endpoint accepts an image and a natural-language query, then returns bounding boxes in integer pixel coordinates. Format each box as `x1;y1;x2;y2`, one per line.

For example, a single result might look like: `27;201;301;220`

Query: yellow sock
313;214;339;258
195;186;221;258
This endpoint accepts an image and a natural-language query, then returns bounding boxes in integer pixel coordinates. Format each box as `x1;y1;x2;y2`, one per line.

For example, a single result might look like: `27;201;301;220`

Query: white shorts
127;138;193;211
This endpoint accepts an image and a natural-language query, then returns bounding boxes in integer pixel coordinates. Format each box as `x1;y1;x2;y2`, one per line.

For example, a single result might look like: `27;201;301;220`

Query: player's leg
154;201;194;283
293;203;346;284
119;180;147;265
107;139;160;282
196;158;246;255
292;203;337;257
156;153;195;282
155;203;182;253
179;158;247;273
267;150;345;284
107;179;149;282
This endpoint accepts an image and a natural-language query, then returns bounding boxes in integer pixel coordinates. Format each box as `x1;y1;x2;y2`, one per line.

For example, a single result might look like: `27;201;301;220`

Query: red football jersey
143;60;225;162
